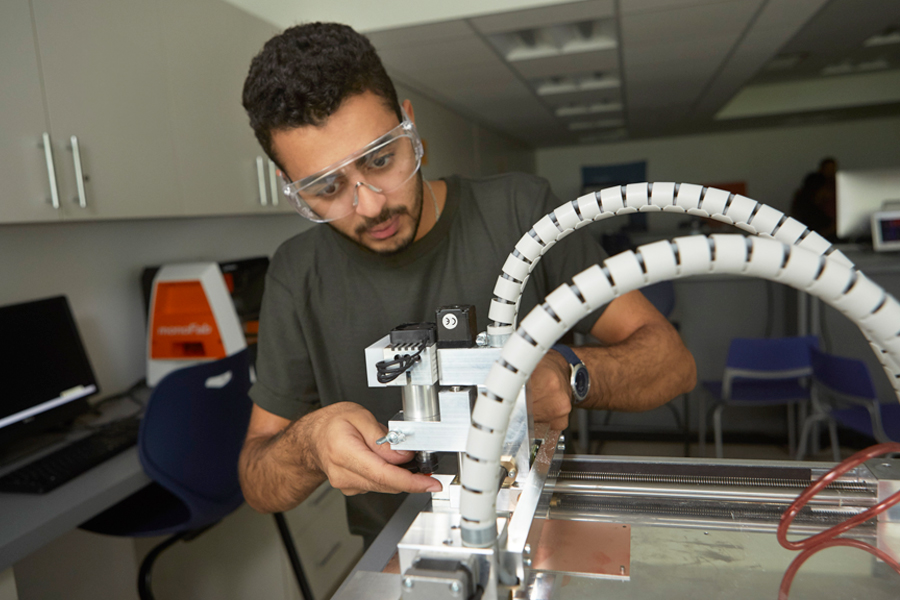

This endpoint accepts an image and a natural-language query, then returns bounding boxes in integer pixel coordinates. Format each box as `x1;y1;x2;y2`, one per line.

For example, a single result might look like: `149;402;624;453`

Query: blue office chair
699;335;819;458
796;347;900;460
81;350;313;600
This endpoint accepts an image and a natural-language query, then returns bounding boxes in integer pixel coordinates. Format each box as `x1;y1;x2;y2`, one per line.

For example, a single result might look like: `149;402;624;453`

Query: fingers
316;404;440;495
331;448;442;495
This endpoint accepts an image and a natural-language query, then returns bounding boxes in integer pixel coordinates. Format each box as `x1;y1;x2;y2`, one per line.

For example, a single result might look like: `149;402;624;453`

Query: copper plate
531;520;631;580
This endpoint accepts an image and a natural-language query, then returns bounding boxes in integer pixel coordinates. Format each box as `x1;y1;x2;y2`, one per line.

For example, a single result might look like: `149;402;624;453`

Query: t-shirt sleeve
519;176;609;335
248;270;320;421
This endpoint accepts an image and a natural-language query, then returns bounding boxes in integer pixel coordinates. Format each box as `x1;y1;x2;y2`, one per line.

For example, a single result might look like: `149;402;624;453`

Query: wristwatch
551;344;590;404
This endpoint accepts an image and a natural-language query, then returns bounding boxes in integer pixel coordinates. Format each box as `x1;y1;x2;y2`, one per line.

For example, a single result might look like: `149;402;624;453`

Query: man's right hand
239;402;441;513
306;402;442;496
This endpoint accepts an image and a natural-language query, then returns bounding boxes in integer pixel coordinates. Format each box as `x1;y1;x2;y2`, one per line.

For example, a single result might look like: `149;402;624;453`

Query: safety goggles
281;109;424;223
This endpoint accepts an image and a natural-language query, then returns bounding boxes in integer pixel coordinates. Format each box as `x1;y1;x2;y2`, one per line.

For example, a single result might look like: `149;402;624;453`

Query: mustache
355;206;410;236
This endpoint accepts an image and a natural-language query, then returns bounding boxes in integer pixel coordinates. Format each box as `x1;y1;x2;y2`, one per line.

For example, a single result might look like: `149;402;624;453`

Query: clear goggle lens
281;116;423;223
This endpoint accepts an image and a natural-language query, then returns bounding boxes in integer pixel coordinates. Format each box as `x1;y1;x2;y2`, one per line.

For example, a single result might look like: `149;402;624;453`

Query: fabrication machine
337;183;900;600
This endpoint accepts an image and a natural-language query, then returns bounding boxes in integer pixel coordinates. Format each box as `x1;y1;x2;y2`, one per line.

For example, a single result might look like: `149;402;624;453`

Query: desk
0;446;150;571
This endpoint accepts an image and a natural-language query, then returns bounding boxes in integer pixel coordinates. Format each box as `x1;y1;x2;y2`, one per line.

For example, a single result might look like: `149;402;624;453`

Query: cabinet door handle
256;156;268;206
41;133;60;209
268;159;279;207
70;136;87;208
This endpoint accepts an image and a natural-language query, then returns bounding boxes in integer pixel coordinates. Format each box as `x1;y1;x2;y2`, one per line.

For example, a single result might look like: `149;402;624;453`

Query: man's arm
239;402;442;513
528;290;697;430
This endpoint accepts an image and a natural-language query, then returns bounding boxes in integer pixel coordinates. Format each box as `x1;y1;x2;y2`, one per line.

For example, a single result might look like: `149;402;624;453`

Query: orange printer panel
150;281;226;360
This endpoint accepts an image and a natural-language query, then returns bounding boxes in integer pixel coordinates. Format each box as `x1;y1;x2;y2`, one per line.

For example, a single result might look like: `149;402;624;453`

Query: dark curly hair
242;22;401;169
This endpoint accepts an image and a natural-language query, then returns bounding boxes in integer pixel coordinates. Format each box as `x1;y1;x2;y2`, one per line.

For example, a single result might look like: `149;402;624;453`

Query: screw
508;469;517;479
476;332;488;346
402;577;414;588
376;431;406;445
523;543;531;555
449;581;461;595
524;558;532;567
620;566;626;575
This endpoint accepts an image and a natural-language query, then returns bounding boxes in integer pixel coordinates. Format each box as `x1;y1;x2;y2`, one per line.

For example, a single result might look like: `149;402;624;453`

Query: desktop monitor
836;168;900;240
0;296;99;451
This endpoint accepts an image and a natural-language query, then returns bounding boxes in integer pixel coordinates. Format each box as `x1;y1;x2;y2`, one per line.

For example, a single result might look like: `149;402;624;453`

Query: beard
349;173;424;255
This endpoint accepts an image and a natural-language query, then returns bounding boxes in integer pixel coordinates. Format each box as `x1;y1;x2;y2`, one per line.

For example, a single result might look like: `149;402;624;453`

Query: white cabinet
0;1;61;223
30;0;182;220
1;0;290;223
157;0;290;216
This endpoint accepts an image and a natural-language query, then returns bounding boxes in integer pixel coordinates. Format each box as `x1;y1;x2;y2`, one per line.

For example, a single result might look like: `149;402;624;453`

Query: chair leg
699;394;708;458
274;512;315;600
713;405;725;459
138;531;190;600
796;415;814;461
786;404;797;459
827;419;841;462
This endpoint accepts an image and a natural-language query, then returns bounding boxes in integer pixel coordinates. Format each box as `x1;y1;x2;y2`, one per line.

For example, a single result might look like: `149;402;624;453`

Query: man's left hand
526;350;573;430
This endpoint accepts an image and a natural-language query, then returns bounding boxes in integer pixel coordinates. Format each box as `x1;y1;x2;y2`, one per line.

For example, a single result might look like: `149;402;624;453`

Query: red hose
777;443;900;599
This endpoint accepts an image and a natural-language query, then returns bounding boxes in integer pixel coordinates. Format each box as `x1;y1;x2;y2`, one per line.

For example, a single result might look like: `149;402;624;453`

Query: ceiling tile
367;21;473;49
470;0;614;34
620;0;762;49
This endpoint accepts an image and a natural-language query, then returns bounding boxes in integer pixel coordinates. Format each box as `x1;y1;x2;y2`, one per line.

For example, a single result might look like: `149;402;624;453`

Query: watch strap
551;344;582;367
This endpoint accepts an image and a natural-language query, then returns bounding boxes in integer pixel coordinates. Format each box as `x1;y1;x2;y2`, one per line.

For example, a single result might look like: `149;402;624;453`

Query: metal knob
376;431;406;445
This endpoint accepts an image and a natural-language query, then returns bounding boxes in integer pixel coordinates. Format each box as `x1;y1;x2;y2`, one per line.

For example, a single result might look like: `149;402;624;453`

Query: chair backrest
725;335;819;377
138;349;252;526
810;346;878;400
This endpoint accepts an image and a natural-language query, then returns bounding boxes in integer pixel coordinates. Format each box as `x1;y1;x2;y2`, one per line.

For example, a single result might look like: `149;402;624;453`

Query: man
239;23;696;544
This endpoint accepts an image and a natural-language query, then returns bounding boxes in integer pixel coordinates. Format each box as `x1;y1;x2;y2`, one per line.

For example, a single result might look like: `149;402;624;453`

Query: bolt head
402;577;414;588
449;581;461;594
523;543;531;555
524;558;532;567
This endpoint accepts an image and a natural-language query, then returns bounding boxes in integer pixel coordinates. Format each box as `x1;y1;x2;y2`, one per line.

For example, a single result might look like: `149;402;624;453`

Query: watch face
572;364;590;402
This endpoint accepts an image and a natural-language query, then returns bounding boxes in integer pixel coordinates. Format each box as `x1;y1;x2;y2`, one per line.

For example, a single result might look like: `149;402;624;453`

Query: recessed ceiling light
864;27;900;47
556;103;623;117
821;58;890;76
535;73;620;96
568;118;625;131
490;18;617;63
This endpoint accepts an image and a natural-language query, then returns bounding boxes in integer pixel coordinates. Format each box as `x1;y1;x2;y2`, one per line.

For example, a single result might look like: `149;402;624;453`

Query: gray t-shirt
251;172;608;420
249;172;608;541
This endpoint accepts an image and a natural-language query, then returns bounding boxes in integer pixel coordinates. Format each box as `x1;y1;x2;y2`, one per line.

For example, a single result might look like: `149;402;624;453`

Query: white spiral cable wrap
487;182;854;339
462;233;900;547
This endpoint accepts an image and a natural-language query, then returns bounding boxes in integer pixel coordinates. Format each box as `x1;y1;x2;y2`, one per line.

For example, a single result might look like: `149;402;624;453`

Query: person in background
791;157;838;240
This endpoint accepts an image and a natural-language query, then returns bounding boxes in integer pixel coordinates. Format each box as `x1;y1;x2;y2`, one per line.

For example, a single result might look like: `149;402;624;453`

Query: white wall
398;82;535;180
537;115;900;214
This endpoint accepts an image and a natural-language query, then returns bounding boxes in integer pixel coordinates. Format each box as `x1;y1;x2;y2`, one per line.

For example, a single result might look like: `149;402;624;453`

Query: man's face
271;92;424;254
